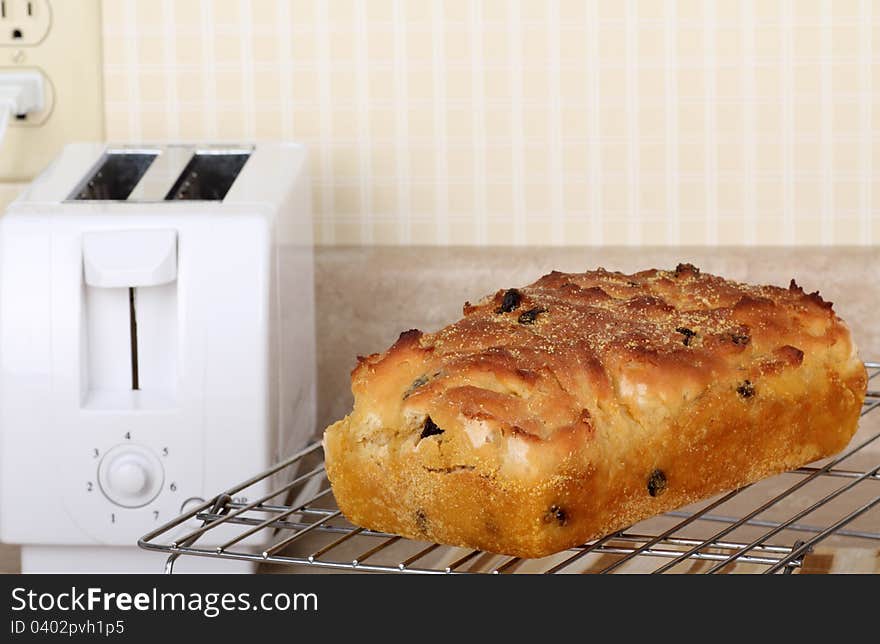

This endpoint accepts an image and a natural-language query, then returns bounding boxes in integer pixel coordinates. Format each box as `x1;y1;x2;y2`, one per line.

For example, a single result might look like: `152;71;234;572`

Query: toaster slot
164;150;251;201
81;229;178;409
71;151;159;201
128;287;139;390
83;283;177;408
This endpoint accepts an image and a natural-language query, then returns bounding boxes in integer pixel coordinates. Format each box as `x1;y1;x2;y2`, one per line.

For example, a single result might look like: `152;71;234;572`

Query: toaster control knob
111;461;148;496
98;445;164;508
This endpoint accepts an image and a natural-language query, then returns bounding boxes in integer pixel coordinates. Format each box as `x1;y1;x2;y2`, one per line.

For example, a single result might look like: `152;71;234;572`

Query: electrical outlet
0;0;103;181
0;0;51;46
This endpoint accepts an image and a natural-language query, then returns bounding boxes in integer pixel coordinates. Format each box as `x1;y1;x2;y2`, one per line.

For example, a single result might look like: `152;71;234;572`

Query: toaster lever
82;229;177;288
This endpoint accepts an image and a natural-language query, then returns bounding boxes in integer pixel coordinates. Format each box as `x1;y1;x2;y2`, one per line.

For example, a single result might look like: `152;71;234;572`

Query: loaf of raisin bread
323;265;867;558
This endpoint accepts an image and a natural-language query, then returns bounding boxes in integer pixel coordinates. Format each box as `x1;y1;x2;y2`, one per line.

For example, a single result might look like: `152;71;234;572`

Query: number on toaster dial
169;482;177;492
110;513;115;524
153;510;159;520
86;481;93;492
162;447;169;457
92;448;99;458
124;431;131;440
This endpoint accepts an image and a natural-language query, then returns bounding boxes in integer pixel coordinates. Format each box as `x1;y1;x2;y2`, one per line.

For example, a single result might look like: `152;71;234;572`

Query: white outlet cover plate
0;0;103;181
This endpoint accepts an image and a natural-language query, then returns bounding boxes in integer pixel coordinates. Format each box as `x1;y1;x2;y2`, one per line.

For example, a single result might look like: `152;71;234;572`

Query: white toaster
0;143;316;572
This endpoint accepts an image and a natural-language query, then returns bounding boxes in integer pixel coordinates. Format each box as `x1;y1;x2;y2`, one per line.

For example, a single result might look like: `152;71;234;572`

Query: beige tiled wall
22;1;880;244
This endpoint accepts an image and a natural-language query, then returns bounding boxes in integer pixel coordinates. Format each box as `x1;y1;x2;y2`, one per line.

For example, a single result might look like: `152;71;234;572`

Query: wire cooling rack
140;361;880;574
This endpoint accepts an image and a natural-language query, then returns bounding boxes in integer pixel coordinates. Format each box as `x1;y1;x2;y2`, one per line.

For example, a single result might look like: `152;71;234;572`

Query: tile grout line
98;89;880;108
587;0;602;245
469;0;487;245
859;0;873;245
161;0;180;140
704;0;717;245
100;17;880;34
742;0;757;245
123;0;142;141
392;0;410;244
509;0;525;245
626;0;640;245
782;0;794;244
548;1;564;246
239;0;256;140
236;205;870;217
277;0;294;140
316;0;335;243
820;0;833;246
665;0;679;245
431;0;449;245
354;0;373;243
99;57;880;73
199;0;218;138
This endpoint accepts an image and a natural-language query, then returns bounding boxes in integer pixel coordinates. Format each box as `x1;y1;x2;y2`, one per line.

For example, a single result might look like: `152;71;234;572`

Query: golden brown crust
324;264;867;558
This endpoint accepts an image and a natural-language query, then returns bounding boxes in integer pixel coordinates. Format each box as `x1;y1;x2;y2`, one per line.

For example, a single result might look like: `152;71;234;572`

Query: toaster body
0;143;315;570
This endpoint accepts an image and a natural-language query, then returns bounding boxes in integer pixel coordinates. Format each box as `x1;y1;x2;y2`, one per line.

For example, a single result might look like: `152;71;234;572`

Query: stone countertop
2;246;877;574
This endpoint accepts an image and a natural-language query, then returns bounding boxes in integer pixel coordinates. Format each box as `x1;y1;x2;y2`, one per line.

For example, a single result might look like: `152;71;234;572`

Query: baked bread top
347;264;865;485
